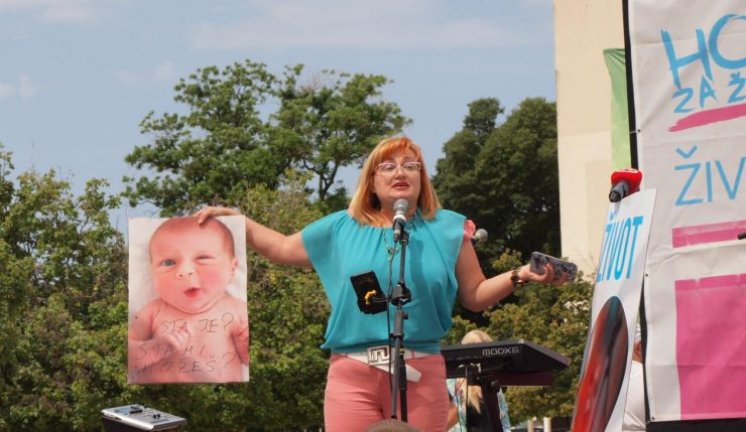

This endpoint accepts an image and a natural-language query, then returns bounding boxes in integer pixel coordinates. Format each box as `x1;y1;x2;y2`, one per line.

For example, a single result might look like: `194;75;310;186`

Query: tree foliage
433;98;504;233
433;97;560;260
124;60;408;214
274;68;409;204
0;144;129;430
228;176;329;428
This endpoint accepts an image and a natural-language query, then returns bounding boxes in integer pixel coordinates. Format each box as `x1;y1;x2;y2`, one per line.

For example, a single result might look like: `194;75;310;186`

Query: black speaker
101;404;186;431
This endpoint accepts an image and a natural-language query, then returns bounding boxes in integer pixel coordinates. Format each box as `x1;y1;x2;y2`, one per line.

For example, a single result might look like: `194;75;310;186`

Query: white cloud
189;0;531;51
0;81;14;100
0;74;39;101
0;0;100;25
18;74;39;100
38;2;99;25
153;62;177;82
113;61;178;86
0;0;36;9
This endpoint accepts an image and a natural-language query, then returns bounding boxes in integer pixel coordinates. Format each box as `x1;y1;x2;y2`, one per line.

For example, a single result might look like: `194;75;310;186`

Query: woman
195;136;560;431
447;330;511;432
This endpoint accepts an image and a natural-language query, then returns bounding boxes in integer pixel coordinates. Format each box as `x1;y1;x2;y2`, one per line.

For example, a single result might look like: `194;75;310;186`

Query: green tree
124;60;408;214
473;97;560;258
432;98;504;227
4;171;124;319
0;149;34;431
0;148;128;429
434;97;560;260
124;60;282;215
274;68;410;205
222;177;329;428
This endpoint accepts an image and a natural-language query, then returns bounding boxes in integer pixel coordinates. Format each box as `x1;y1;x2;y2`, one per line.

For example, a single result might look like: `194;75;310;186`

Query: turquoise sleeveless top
302;209;465;353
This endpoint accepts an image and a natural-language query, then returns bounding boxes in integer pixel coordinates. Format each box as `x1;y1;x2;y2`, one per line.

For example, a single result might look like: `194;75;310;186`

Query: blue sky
0;0;555;228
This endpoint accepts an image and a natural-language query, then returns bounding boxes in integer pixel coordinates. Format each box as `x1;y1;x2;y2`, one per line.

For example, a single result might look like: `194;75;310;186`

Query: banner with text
628;1;746;422
572;189;656;432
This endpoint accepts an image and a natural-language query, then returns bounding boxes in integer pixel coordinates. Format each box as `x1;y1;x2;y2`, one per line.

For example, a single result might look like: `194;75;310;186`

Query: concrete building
554;1;626;275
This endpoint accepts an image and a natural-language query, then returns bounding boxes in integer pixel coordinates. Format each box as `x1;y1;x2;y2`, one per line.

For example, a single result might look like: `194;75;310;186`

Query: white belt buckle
366;346;390;366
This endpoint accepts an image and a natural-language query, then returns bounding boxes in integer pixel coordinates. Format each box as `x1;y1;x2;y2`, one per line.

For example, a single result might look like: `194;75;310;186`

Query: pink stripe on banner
671;219;746;248
668;102;746;132
675;274;746;419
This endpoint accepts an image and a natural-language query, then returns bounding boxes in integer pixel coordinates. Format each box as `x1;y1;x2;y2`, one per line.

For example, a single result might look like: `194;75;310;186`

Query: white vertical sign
572;190;655;432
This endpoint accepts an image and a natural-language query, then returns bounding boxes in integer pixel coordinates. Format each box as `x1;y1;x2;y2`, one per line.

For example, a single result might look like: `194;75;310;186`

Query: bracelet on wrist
510;267;527;289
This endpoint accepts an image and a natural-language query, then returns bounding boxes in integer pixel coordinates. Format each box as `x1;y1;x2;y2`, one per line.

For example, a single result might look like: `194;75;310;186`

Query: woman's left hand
517;263;569;286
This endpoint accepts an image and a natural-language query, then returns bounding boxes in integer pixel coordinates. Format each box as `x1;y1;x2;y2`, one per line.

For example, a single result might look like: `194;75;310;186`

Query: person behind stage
447;329;511;432
195;135;565;431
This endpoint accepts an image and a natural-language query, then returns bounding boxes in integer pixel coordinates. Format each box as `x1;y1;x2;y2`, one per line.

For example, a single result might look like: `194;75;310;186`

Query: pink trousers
323;353;450;431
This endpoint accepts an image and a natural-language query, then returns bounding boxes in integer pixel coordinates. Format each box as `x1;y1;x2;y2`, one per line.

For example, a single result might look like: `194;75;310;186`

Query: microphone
609;168;643;202
471;228;488;245
392;199;409;242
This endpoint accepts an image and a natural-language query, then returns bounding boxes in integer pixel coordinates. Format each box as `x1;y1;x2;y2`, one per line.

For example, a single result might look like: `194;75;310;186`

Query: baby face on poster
127;216;249;384
149;218;238;313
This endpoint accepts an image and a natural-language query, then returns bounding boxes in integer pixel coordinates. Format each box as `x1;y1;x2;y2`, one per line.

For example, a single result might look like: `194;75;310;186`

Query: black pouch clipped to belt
350;271;388;314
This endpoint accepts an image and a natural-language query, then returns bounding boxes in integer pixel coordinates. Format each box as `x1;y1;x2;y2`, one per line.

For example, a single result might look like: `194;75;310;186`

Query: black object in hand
530;252;578;282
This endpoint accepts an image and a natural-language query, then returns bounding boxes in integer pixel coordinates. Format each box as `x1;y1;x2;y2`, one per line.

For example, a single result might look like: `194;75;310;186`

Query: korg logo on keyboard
482;346;520;357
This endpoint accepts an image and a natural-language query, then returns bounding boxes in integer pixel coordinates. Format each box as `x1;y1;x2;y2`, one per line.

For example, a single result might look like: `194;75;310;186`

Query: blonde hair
456;329;493;413
348;136;440;226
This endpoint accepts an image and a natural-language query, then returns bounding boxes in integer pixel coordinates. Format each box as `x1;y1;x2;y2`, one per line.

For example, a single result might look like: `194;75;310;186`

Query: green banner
603;48;631;169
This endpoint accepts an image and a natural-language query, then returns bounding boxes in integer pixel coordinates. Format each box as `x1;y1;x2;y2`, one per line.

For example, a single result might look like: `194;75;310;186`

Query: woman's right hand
195;204;312;268
194;206;242;224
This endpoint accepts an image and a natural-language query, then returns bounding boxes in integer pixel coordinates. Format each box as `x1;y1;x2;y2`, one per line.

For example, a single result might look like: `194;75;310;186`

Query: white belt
341;345;431;382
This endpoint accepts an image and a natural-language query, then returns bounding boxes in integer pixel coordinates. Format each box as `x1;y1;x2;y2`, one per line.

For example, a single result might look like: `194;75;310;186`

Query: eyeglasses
376;161;422;175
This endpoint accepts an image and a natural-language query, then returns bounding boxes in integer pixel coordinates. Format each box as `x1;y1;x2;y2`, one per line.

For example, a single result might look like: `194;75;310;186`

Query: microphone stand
390;227;411;422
